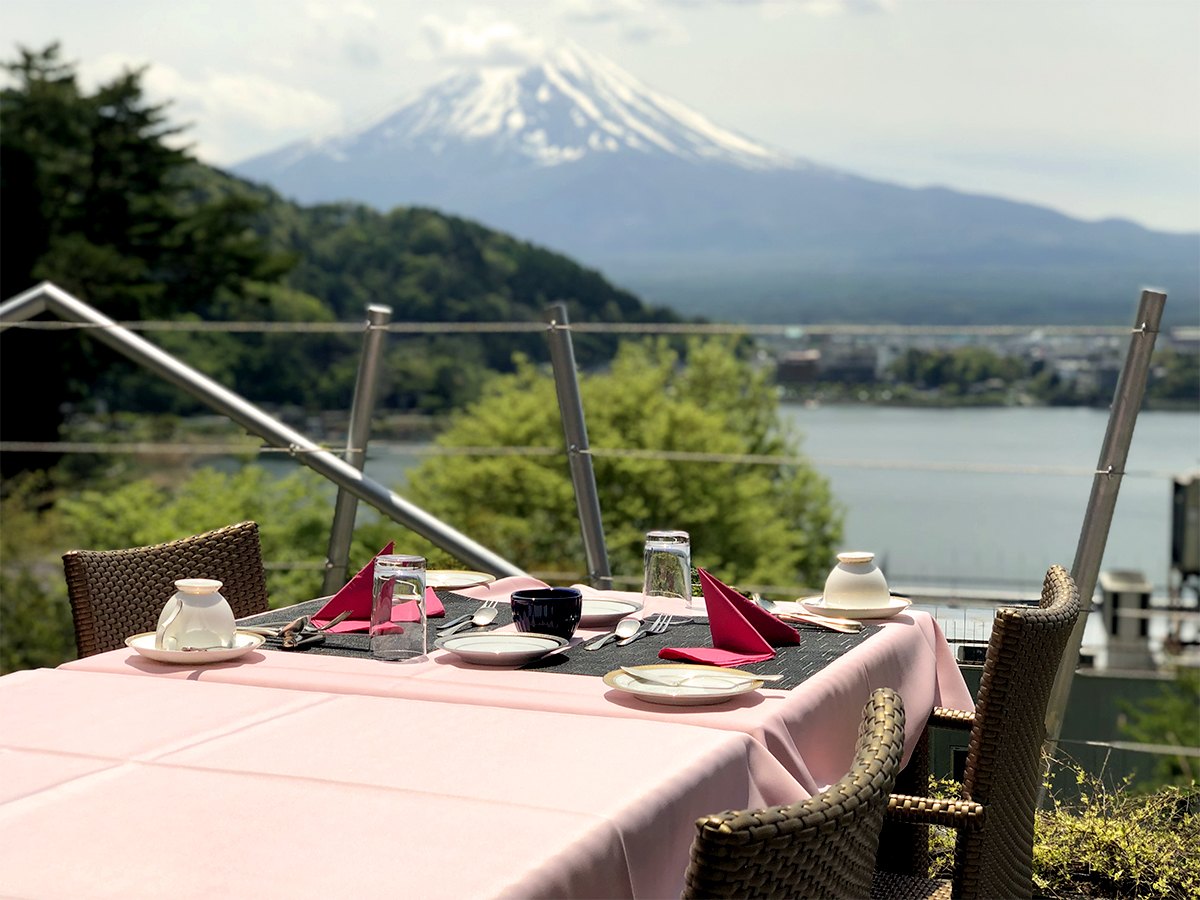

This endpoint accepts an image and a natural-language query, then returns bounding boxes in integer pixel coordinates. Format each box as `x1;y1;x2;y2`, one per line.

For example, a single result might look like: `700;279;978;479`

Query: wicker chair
683;687;905;900
876;565;1081;900
62;520;270;658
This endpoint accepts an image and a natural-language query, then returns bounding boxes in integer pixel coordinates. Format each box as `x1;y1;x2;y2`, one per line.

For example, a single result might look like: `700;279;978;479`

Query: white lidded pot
155;579;237;650
823;552;890;609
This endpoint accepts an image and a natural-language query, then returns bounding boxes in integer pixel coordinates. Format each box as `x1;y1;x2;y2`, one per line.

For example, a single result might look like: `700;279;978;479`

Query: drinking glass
370;554;427;662
643;530;697;611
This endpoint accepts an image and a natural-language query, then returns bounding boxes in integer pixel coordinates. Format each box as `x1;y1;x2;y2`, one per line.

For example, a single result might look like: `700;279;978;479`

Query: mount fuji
234;44;1197;324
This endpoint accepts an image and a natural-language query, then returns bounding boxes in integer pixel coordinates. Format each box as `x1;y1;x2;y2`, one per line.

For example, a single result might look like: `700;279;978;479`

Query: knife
619;666;783;688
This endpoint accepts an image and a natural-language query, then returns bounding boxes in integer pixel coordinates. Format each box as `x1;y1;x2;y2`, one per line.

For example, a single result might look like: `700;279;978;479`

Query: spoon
440;603;499;637
583;616;641;651
752;593;778;613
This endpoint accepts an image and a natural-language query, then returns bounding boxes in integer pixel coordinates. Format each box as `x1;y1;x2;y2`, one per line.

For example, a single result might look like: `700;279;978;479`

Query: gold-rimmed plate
125;631;264;665
579;597;643;627
799;596;912;620
425;570;496;591
434;632;566;666
603;664;763;706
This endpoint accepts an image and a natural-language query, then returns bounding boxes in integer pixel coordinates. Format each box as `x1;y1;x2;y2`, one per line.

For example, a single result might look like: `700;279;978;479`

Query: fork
616;613;670;646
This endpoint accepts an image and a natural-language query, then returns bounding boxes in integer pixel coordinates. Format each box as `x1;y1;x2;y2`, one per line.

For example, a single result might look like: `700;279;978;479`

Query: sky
3;0;1198;234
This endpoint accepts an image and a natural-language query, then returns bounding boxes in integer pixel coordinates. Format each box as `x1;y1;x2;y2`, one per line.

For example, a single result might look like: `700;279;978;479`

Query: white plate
426;570;496;590
603;664;763;706
578;597;643;628
434;632;567;666
799;596;912;620
125;631;264;665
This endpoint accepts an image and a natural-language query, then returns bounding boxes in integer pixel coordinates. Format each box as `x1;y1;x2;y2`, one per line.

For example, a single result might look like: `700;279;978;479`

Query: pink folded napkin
312;542;446;632
659;568;799;666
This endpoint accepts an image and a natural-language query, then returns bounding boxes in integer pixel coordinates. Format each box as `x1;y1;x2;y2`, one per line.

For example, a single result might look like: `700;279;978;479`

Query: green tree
888;347;1027;394
405;339;843;591
1119;667;1200;787
0;44;292;476
54;466;335;607
1147;349;1200;407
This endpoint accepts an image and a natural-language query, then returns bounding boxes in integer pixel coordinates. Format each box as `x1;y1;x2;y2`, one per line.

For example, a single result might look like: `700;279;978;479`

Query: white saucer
126;631;264;664
603;664;763;706
434;632;567;666
426;570;495;591
578;597;643;628
799;596;912;620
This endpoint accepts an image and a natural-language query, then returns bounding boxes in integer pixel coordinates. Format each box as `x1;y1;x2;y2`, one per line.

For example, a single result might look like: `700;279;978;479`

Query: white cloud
77;54;342;164
420;15;547;65
306;0;377;22
561;0;647;24
759;0;894;18
560;0;686;43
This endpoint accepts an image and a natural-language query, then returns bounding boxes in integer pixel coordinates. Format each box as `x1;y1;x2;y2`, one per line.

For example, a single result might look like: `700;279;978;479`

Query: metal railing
0;282;1173;616
0;282;525;579
1045;290;1165;772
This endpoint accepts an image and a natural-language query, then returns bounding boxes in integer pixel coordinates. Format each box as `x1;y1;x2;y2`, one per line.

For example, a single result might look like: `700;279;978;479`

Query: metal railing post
323;304;392;595
1042;288;1166;775
544;304;612;589
0;282;524;578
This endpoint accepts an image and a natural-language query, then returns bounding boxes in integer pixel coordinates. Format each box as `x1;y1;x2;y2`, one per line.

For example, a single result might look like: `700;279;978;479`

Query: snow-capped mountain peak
271;41;797;172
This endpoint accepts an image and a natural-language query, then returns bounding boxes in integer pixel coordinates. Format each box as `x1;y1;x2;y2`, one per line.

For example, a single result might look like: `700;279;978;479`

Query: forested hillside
0;45;680;476
195;164;682;405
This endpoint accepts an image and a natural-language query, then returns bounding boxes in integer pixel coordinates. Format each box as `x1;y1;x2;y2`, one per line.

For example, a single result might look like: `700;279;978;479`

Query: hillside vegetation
0;44;680;477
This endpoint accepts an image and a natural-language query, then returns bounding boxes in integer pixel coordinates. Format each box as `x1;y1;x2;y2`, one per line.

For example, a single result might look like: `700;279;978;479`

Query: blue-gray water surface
243;405;1198;596
783;405;1197;594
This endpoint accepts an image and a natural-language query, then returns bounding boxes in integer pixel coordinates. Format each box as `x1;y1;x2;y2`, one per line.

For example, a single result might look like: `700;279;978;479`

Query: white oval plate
603;664;763;706
125;631;264;665
578;597;643;628
426;570;496;591
799;596;912;620
434;632;567;666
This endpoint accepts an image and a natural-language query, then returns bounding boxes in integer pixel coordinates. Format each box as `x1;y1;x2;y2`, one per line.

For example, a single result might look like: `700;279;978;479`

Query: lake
783;405;1198;595
245;403;1198;659
345;405;1197;595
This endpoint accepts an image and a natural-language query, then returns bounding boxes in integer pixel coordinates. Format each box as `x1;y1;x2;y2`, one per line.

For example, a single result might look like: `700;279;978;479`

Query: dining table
0;578;973;900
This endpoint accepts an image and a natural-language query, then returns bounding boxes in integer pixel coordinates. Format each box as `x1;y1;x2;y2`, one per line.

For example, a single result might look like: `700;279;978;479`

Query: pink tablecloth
0;667;799;900
17;596;971;899
62;604;972;797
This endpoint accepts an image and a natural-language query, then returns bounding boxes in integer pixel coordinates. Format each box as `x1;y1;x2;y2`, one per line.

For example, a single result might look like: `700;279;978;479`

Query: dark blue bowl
510;588;583;640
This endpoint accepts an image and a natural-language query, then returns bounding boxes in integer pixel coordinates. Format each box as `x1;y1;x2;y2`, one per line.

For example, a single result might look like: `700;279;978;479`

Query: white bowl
823;551;890;609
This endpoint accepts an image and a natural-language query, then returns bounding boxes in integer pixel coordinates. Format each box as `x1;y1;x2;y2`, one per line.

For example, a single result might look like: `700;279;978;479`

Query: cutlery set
583;613;690;650
753;594;862;634
241;609;353;650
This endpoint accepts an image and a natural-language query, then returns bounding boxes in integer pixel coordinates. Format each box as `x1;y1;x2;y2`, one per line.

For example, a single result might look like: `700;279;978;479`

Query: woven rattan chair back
682;687;905;900
953;565;1080;899
63;521;270;658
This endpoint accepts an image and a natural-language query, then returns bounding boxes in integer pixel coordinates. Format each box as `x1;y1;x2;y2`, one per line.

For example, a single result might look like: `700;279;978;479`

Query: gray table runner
239;593;882;692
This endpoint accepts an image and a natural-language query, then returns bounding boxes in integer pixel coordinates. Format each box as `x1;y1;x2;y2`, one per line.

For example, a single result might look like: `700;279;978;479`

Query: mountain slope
180;164;685;414
235;44;1199;325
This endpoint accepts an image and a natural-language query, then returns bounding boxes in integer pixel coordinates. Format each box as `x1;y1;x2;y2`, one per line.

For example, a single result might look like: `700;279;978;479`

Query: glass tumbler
370;554;427;662
643;530;697;611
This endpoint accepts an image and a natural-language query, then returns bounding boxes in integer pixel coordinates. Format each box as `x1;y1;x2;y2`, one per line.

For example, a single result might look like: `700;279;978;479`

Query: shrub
924;768;1199;899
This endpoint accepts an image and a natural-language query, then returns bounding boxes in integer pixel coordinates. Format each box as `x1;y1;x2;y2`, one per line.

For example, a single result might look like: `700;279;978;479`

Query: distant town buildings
770;328;1199;407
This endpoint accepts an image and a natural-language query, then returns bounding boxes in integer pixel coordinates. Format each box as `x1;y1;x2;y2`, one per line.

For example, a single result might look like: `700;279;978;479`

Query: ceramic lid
174;578;223;592
836;552;875;565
